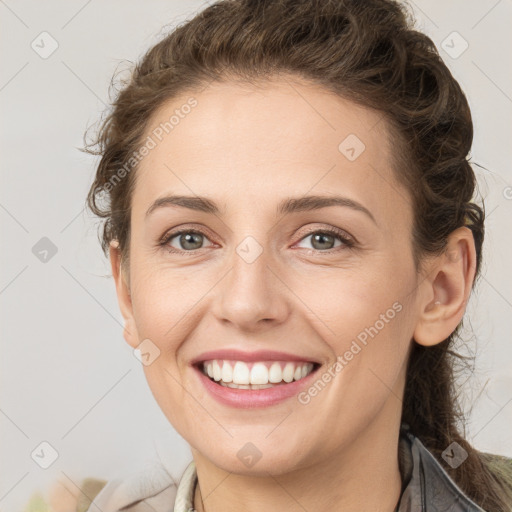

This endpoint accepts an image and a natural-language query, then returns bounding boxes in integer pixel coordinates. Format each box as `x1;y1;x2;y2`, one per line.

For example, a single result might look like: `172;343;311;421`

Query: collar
396;424;485;511
173;425;485;512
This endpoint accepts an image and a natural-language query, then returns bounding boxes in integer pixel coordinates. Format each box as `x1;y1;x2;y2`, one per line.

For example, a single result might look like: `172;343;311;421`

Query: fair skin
110;77;476;512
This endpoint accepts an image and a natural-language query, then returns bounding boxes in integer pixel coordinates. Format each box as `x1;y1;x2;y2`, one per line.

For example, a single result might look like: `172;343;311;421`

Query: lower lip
193;364;320;408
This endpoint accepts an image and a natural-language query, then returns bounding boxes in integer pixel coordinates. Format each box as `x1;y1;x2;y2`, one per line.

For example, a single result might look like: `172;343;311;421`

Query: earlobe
109;240;140;349
413;227;477;347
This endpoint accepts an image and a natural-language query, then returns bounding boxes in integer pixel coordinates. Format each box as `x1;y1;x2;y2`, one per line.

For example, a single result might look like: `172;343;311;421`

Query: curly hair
83;0;512;508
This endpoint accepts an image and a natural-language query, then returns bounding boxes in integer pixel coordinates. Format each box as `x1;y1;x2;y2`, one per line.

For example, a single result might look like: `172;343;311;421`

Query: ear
413;226;477;347
109;240;140;349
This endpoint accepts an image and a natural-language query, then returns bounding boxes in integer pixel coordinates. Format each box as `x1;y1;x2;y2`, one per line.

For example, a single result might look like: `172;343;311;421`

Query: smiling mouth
195;360;321;390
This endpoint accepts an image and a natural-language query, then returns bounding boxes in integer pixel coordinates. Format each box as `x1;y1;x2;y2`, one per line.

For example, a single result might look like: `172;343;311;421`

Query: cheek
297;279;412;436
293;258;413;343
295;262;415;401
129;266;212;346
326;287;409;353
131;271;200;422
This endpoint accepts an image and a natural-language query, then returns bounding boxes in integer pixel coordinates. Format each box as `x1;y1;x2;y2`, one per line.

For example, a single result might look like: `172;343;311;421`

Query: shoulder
401;430;486;511
85;461;178;512
479;450;512;494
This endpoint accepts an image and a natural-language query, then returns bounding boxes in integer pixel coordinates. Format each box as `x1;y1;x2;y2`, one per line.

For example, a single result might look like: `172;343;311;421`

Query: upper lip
190;349;322;366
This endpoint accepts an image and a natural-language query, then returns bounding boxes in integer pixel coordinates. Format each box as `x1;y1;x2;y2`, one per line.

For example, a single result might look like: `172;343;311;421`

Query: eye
160;229;215;253
295;227;354;252
159;226;354;255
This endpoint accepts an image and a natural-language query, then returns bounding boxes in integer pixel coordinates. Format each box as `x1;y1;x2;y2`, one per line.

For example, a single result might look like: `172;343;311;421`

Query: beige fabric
86;460;195;512
85;463;178;512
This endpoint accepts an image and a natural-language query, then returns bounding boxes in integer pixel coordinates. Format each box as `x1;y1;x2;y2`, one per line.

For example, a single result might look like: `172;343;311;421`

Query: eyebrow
145;194;376;224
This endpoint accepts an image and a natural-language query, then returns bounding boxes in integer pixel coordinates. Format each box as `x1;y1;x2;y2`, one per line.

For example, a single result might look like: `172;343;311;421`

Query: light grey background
1;1;511;510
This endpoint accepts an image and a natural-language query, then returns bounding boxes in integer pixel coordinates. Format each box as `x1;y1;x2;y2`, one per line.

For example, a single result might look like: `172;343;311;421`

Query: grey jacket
395;424;485;511
84;425;495;511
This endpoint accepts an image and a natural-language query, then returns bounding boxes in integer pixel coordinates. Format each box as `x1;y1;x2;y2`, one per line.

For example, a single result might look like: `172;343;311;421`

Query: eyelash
159;226;355;255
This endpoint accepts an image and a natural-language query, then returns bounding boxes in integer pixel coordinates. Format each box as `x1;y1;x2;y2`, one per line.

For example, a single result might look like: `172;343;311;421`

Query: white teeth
202;360;315;386
282;362;295;383
212;360;222;381
220;381;274;389
221;361;233;383
250;363;269;384
268;362;282;383
232;361;250;384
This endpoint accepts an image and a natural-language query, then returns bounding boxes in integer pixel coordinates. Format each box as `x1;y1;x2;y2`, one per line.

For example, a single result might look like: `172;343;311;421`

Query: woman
79;0;512;510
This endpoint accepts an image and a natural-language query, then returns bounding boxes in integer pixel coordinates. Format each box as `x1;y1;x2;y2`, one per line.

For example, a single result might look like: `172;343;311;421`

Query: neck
191;402;403;512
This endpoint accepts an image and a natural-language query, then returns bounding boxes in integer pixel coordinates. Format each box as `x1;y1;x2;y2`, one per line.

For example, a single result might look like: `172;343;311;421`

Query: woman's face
114;77;425;475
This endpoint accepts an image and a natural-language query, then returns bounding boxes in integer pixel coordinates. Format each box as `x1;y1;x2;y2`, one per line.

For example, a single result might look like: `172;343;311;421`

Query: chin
199;442;311;477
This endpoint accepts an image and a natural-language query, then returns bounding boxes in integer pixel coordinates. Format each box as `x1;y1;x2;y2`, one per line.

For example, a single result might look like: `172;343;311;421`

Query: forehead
131;78;412;229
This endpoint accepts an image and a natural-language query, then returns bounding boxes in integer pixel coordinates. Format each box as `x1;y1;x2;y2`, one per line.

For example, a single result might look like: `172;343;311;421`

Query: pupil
313;233;334;250
181;233;202;250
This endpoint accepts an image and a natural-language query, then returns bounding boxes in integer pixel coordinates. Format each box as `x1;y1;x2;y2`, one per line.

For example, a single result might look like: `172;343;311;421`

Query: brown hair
84;0;512;508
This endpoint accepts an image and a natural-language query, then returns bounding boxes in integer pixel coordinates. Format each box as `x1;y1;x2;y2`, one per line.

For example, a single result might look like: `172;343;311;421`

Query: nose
212;244;291;331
